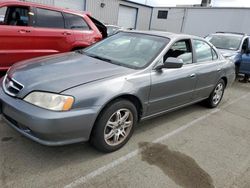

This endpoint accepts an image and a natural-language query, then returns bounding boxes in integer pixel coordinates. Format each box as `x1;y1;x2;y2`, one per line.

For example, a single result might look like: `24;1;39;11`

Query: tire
90;99;138;153
205;79;225;108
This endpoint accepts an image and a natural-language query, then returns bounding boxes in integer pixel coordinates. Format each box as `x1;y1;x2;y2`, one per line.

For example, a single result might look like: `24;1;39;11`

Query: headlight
24;92;74;111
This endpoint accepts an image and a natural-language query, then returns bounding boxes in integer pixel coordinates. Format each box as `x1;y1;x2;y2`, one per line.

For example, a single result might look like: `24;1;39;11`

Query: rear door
32;7;74;55
192;39;222;100
239;37;250;75
0;5;33;71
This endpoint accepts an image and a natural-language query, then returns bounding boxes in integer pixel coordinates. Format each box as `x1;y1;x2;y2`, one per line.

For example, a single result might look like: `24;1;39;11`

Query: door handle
62;32;72;35
190;73;196;78
217;68;222;72
18;29;31;33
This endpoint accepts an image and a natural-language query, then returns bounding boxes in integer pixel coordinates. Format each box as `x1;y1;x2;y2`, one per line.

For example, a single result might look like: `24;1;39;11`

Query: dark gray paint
0;31;235;146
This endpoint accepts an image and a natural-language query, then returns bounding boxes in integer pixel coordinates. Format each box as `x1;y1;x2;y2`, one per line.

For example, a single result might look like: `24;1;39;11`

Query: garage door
118;5;137;29
54;0;85;11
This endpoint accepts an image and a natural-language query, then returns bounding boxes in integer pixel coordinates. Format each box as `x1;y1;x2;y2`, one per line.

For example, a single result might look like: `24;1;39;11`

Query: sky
129;0;250;7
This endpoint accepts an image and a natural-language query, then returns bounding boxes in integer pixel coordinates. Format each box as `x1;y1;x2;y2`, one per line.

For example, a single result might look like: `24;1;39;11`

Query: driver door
147;39;197;115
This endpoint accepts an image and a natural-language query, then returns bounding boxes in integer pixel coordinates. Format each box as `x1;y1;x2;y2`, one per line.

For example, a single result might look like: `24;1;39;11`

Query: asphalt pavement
1;81;250;188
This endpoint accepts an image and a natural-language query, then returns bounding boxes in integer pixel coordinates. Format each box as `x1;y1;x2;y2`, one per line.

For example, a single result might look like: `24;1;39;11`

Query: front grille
3;75;24;97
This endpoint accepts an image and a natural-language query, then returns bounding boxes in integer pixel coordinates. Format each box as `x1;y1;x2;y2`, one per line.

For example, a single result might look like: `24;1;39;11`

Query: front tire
90;99;138;153
205;79;225;108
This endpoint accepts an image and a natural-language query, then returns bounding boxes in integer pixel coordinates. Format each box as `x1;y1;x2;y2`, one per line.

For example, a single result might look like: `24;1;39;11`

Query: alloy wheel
104;108;133;146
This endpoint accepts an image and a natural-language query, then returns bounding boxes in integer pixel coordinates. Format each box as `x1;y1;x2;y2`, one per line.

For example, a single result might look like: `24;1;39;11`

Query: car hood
218;49;238;58
7;52;134;98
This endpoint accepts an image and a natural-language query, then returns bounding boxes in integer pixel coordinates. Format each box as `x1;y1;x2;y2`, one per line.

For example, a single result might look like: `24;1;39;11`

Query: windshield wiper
85;53;113;63
84;52;134;69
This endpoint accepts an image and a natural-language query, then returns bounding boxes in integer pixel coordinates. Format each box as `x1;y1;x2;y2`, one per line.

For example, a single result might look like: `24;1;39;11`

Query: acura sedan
0;31;235;152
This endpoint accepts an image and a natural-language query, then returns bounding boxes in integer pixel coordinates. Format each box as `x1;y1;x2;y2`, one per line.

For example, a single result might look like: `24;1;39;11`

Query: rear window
36;8;64;29
64;13;90;30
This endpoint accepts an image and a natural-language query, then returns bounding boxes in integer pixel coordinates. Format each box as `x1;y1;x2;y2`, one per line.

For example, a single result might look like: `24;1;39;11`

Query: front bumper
0;87;99;146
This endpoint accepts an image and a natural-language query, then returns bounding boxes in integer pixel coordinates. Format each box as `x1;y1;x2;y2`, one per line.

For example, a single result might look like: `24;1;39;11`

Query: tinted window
64;13;89;30
241;38;249;52
194;40;213;62
1;6;29;26
164;40;193;64
158;10;168;19
36;8;64;29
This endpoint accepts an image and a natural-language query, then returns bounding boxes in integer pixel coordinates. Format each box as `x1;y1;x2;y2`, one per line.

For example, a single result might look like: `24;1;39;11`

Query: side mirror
156;57;183;70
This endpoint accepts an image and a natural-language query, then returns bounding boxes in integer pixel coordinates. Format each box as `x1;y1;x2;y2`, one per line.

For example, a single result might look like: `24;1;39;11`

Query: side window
164;40;193;64
36;8;64;29
212;48;218;60
194;40;213;62
64;13;90;30
241;38;249;53
1;6;29;26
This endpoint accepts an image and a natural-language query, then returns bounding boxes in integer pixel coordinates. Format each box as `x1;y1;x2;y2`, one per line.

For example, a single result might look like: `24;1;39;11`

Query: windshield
84;32;169;69
206;34;243;50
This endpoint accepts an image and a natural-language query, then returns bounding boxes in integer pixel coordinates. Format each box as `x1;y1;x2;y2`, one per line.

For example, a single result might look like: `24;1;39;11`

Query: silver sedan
0;31;235;152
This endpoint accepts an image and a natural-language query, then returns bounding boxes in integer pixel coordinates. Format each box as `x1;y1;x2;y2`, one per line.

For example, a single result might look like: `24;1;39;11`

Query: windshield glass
84;32;169;69
206;34;243;50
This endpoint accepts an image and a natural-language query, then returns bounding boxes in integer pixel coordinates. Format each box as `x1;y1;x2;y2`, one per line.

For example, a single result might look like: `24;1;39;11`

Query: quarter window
64;13;89;30
164;40;193;64
36;8;64;29
194;40;213;62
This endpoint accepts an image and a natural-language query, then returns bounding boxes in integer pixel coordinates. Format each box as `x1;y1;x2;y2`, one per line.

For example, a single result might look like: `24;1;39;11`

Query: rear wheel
90;99;137;152
205;79;225;108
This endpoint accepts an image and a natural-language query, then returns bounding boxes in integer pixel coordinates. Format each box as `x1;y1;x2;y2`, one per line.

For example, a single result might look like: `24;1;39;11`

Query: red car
0;0;107;71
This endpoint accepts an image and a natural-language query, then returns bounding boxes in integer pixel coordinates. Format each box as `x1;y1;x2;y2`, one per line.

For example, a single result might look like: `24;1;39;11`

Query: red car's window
36;8;64;29
64;13;90;30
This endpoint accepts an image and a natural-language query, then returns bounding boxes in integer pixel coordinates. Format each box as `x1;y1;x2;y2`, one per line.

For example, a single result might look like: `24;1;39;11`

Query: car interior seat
9;11;25;26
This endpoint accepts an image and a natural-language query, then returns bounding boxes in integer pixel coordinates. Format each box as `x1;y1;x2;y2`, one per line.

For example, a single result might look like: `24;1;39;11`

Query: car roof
122;30;203;40
210;32;248;37
0;0;90;17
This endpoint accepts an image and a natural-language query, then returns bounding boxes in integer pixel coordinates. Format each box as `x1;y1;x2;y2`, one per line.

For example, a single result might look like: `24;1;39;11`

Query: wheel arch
221;76;228;88
89;94;144;138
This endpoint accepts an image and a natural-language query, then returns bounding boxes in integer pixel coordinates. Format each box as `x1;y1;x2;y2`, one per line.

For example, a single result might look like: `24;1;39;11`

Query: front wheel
205;79;225;108
90;99;138;153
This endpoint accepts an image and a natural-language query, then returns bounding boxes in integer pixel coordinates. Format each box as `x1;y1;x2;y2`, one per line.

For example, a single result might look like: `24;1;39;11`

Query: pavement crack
139;142;215;188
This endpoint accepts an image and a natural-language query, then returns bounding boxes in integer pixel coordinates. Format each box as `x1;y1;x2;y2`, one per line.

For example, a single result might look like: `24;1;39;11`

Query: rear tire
90;99;138;153
205;79;225;108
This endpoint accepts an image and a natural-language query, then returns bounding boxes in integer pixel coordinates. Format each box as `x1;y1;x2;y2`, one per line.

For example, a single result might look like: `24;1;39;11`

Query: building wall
150;8;185;32
150;7;250;37
86;0;152;30
24;0;54;6
24;0;85;11
86;0;118;25
183;8;250;36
